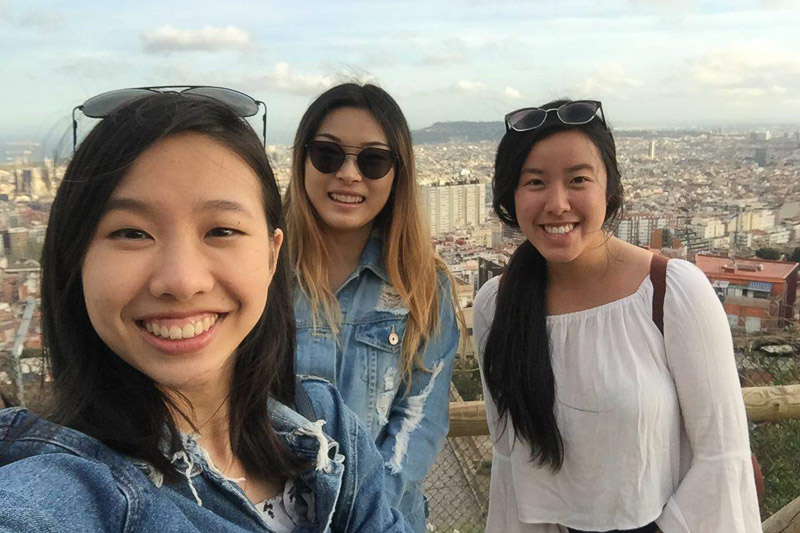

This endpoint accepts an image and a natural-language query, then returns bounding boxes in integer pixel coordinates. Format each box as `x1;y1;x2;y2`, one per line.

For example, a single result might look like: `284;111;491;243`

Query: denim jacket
0;377;412;533
294;237;459;533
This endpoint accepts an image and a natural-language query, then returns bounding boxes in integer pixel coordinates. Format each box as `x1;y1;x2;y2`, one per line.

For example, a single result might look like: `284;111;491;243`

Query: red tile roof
695;254;799;282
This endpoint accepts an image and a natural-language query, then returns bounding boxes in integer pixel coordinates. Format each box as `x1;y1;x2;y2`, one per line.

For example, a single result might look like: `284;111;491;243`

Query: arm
0;455;125;533
656;261;761;533
376;275;459;508
303;380;412;533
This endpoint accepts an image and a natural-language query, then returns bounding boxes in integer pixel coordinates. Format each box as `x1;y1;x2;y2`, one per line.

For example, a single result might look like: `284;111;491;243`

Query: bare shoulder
608;238;653;283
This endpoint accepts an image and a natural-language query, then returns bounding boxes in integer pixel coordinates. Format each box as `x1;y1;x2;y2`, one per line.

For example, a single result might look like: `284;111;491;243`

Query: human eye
520;177;544;188
206;227;243;239
108;228;151;240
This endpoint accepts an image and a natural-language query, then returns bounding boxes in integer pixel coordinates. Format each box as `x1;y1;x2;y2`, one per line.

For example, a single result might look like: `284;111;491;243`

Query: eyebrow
104;197;255;217
314;133;391;149
566;163;596;173
520;163;597;175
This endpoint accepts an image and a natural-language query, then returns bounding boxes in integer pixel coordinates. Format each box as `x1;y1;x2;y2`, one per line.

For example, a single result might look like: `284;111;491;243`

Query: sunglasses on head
505;100;605;132
72;86;267;150
306;140;397;180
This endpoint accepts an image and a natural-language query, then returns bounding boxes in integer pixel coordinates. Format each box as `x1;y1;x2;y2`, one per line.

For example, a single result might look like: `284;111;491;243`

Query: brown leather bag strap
650;254;669;335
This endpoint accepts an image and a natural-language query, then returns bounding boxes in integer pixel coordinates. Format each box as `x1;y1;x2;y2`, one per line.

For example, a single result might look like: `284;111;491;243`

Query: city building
615;213;669;246
695;254;799;333
421;181;487;236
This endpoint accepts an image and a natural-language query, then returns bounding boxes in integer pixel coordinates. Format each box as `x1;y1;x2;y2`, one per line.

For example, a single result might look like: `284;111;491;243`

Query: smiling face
303;106;395;241
81;132;281;397
513;130;609;265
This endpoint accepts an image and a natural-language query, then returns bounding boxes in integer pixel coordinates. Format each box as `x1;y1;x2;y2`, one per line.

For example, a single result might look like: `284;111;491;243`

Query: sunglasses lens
559;101;599;124
81;89;154;118
357;148;395;179
308;142;345;174
183;87;259;117
507;109;547;131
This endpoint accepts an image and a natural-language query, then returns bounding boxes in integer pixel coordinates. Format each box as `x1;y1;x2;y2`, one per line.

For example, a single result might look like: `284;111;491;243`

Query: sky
2;0;800;151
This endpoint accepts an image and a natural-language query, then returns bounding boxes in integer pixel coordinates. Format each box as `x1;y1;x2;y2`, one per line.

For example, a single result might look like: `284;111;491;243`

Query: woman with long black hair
0;89;411;533
475;99;760;532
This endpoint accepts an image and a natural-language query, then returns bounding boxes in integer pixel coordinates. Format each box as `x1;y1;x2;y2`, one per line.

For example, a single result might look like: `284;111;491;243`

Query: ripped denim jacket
0;378;411;533
294;237;460;533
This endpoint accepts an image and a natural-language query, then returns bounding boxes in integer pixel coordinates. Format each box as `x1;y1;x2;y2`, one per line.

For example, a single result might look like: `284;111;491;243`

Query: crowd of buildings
1;128;799;396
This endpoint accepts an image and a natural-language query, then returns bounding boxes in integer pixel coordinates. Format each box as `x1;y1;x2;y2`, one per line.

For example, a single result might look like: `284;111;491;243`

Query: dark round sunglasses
505;100;605;132
72;86;266;149
306;140;397;180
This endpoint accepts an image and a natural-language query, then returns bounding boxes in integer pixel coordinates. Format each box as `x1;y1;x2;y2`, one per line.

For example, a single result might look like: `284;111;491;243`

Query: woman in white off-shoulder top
474;99;761;533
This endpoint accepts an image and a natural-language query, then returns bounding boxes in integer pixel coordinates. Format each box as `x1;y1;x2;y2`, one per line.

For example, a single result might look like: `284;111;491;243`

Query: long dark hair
41;93;305;482
483;99;624;470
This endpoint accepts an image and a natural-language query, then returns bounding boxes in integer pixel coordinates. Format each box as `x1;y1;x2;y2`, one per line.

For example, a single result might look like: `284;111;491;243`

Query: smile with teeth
329;192;365;204
141;314;220;340
543;223;576;235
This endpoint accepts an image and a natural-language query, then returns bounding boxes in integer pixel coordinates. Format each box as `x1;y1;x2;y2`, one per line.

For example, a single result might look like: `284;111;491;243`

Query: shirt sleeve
656;260;762;533
376;273;460;515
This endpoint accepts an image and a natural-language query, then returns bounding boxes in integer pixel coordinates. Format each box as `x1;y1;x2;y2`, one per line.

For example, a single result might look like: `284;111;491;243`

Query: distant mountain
412;121;505;144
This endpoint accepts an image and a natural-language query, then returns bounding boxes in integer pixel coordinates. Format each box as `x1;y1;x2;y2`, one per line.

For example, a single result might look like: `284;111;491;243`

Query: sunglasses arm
257;100;267;150
72;106;82;151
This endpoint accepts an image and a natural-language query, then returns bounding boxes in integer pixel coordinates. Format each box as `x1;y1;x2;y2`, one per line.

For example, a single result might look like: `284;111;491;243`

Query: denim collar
355;235;389;285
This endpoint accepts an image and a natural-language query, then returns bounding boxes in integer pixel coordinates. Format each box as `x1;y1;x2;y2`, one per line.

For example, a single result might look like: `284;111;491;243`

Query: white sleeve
656;260;762;533
474;277;565;533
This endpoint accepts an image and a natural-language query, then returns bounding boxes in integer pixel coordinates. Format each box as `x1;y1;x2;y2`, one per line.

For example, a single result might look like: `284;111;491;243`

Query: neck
323;223;374;291
168;372;235;466
546;234;616;288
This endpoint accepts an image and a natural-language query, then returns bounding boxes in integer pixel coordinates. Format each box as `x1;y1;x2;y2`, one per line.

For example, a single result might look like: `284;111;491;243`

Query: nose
148;237;215;301
544;184;571;216
335;153;363;183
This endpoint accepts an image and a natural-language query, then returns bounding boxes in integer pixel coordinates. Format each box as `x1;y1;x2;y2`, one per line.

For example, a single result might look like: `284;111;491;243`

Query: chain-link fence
425;331;800;531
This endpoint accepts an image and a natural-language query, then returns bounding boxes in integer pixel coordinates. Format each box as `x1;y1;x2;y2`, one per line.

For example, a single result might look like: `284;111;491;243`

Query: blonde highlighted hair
285;83;457;382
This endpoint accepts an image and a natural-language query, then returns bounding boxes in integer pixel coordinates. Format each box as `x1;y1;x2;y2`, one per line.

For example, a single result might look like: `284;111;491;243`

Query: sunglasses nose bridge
336;153;363;182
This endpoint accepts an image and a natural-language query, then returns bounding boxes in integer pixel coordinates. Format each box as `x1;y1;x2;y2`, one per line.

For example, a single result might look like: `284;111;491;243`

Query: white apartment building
615;213;669;246
421;182;487;236
689;215;728;240
727;208;776;233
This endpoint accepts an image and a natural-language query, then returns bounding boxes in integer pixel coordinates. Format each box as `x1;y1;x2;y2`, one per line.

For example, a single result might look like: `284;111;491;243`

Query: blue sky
2;0;799;148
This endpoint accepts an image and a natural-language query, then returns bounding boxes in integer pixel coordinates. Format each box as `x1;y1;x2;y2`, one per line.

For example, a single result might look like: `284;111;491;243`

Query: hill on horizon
411;121;505;144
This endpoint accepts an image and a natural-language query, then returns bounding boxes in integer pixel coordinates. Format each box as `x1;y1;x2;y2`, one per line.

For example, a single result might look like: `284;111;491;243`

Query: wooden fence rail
448;384;800;438
447;384;800;532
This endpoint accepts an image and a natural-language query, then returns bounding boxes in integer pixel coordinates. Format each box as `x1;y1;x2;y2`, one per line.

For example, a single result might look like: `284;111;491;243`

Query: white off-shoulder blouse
473;259;761;533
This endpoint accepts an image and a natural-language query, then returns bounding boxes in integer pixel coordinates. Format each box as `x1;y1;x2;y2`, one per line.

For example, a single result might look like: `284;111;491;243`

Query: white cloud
503;86;521;99
577;64;644;99
454;80;485;93
690;41;800;96
141;25;254;53
255;62;334;96
19;8;63;30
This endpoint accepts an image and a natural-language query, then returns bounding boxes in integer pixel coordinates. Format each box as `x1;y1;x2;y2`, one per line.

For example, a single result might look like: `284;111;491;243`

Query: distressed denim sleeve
303;379;413;533
0;455;127;533
376;274;460;520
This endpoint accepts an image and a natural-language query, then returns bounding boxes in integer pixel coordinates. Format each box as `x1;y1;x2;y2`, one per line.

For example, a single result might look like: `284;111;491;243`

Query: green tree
755;247;782;260
790;246;800;264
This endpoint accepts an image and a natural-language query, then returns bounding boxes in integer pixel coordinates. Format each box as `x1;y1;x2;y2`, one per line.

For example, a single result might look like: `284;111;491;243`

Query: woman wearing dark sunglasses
284;83;461;533
474;100;760;532
0;90;414;533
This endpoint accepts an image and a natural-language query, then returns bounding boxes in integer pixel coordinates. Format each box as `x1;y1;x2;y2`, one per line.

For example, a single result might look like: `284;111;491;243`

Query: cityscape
2;123;799;397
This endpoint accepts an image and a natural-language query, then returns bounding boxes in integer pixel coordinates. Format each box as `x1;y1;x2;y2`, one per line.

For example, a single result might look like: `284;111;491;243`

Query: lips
542;223;577;235
137;312;222;340
328;192;365;204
